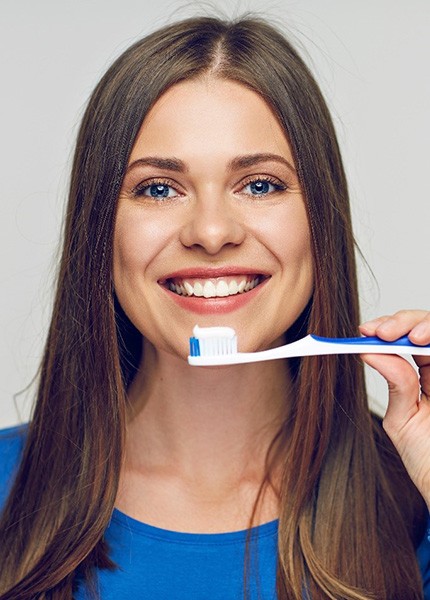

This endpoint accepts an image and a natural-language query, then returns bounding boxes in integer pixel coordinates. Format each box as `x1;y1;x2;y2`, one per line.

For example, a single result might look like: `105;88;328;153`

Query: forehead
128;78;293;163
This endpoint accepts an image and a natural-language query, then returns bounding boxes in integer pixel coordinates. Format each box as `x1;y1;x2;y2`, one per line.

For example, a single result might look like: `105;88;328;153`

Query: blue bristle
189;337;200;357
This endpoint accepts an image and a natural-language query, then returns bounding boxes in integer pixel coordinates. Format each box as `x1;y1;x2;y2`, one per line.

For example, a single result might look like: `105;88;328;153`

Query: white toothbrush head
188;325;238;363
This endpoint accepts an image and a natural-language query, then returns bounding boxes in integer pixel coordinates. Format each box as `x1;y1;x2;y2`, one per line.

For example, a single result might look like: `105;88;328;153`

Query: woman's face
114;78;313;359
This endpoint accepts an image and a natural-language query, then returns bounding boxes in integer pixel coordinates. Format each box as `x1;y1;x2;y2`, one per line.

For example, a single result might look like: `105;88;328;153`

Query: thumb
362;353;430;503
361;353;421;435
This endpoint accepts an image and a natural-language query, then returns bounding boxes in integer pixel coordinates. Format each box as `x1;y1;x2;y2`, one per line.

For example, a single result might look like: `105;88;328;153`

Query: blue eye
134;181;179;199
146;183;176;198
243;179;285;196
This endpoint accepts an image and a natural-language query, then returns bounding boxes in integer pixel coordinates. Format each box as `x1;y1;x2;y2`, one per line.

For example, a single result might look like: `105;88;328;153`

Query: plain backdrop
1;0;429;427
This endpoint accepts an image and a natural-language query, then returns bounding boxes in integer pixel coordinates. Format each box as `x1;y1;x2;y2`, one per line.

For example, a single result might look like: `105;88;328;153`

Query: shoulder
0;424;28;509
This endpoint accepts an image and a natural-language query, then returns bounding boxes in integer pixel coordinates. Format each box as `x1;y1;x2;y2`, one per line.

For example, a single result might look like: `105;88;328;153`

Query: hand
359;310;430;507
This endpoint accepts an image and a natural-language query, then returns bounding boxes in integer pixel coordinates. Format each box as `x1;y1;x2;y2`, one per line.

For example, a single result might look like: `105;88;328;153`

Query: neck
124;340;292;487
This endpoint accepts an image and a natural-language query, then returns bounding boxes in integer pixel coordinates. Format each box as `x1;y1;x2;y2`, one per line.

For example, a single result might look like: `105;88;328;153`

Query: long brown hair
0;15;426;599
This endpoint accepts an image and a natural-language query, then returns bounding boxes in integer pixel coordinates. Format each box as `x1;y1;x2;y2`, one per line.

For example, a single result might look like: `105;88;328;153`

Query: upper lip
159;267;271;282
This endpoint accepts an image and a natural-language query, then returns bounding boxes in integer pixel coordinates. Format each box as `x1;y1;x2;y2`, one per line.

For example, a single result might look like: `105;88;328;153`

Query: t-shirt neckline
111;508;279;545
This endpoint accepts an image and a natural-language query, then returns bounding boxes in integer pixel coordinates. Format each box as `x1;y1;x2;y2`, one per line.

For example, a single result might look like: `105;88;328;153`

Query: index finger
360;310;430;343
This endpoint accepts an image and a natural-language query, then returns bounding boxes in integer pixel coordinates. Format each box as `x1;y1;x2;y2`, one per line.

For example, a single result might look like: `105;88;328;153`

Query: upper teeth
168;276;261;298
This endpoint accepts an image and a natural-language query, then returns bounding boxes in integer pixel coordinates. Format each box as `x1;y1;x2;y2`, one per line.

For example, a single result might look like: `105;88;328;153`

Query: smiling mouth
162;275;269;298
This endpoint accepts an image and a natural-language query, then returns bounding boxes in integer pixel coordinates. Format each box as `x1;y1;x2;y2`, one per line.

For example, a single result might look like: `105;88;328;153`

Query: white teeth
184;281;194;296
228;280;238;294
216;280;229;297
168;276;263;298
194;282;203;296
203;281;217;298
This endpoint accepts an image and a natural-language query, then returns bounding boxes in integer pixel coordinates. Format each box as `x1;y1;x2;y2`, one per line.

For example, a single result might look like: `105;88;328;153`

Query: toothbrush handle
310;335;429;348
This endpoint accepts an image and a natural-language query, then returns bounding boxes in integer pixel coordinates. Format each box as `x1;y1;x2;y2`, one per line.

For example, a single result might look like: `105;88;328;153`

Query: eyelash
132;175;287;200
133;178;181;199
239;175;287;197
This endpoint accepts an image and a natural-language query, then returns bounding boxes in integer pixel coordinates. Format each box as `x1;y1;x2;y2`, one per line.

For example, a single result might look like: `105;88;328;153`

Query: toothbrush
188;325;430;366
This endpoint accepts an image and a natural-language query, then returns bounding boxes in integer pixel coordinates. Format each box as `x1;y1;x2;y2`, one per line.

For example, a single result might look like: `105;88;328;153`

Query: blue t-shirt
1;424;430;599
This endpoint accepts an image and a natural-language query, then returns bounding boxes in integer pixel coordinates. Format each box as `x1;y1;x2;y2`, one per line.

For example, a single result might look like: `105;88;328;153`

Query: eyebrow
126;157;188;173
229;153;296;174
126;153;296;175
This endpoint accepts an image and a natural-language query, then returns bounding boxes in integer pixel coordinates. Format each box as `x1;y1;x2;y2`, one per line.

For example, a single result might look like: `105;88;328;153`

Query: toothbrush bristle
198;336;238;356
189;326;238;357
189;337;201;357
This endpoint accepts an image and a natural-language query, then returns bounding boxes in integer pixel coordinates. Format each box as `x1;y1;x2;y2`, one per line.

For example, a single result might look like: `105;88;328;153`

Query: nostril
178;201;246;253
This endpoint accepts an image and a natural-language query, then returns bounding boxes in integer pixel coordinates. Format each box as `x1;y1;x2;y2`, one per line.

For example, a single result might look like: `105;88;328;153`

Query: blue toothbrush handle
310;335;430;348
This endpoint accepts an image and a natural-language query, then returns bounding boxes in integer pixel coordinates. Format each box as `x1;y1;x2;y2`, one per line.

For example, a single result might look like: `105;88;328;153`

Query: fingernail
411;323;427;339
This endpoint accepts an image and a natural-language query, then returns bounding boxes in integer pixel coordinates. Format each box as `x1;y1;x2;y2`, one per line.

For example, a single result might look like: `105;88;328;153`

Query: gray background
1;0;429;427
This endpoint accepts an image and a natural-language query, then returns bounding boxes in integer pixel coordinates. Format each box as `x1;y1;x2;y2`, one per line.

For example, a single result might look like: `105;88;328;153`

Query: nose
179;196;246;255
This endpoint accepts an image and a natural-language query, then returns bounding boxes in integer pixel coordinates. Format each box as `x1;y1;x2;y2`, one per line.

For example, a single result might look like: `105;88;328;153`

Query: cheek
113;221;140;289
266;205;314;313
279;221;312;261
251;203;313;274
113;210;169;295
278;226;314;304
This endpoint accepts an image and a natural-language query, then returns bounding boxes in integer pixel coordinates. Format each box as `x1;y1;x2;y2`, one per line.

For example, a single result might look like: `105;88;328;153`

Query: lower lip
160;279;269;314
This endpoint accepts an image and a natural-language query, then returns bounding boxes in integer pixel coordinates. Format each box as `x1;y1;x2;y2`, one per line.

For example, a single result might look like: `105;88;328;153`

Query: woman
0;15;429;600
